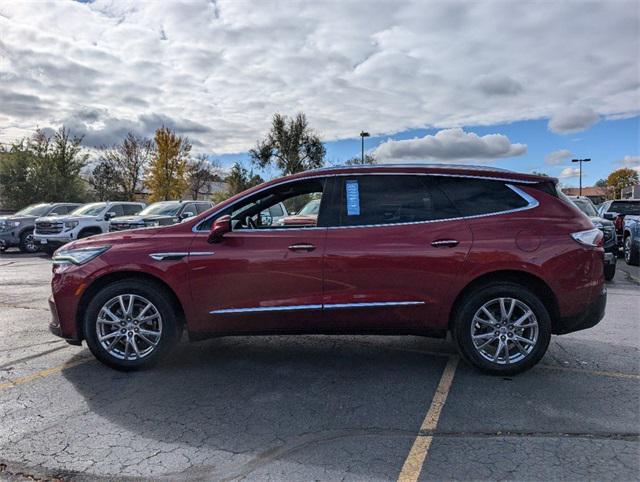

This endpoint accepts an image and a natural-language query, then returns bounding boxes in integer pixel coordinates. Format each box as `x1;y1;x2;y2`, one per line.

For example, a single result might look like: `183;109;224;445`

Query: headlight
52;246;110;265
593;222;603;229
64;221;79;231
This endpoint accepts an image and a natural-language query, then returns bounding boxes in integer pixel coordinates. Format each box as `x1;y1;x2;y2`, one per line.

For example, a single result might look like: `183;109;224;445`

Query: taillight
571;228;603;247
614;215;624;231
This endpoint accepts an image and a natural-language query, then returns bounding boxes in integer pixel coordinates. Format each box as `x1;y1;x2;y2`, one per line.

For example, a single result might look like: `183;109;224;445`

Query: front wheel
453;283;551;376
19;230;39;253
84;280;181;370
624;236;639;266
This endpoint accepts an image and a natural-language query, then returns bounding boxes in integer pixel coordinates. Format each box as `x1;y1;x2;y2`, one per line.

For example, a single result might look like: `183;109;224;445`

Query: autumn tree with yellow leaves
146;127;191;202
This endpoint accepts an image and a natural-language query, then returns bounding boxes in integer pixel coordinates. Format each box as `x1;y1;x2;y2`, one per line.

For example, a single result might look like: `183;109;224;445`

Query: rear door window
437;178;529;217
334;175;459;227
109;204;125;217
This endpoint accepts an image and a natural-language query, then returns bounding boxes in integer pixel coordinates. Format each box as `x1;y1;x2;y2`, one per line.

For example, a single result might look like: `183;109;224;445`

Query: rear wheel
453;282;551;375
624;236;639;266
19;230;39;253
84;280;181;370
604;262;616;281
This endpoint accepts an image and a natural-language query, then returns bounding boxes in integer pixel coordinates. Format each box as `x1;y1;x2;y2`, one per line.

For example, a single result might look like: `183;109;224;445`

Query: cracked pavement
0;252;638;481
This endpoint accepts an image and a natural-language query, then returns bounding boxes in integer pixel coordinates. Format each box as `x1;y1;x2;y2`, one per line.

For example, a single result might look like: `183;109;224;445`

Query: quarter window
438;178;529;217
336;175;459;227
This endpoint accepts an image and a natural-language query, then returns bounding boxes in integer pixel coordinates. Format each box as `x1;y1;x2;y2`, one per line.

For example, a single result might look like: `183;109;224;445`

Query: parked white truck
34;201;145;255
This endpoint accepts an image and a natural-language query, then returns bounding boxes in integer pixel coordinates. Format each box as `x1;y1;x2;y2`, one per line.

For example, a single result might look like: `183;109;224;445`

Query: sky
1;0;639;187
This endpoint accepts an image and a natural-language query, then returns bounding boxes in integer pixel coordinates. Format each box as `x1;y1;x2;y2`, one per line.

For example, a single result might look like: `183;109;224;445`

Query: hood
0;215;37;223
36;215;98;223
589;216;614;227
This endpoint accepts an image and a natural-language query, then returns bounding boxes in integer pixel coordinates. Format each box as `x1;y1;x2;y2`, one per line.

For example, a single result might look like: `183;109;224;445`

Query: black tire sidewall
625;237;639;266
453;282;552;376
84;280;180;370
604;263;616;281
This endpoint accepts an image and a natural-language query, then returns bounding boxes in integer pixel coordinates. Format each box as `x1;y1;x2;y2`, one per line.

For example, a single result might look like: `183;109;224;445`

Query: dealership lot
0;252;638;481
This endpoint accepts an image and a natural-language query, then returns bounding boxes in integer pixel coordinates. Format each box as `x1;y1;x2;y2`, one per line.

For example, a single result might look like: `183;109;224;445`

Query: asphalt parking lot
0;252;638;481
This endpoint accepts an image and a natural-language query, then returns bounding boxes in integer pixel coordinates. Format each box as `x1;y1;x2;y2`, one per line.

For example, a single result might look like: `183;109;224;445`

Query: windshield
71;203;106;216
15;203;52;216
139;202;182;216
298;199;321;216
573;199;598;217
609;201;640;216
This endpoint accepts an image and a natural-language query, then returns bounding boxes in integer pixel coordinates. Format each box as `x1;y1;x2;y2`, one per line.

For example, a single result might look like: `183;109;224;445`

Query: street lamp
571;158;591;196
359;131;370;163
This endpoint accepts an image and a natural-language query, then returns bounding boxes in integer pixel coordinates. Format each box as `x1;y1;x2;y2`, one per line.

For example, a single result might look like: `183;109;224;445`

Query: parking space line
0;357;92;391
538;364;640;380
397;356;458;482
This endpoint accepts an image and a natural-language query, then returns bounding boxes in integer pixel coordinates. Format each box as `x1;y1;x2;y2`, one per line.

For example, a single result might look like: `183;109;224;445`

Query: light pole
571;158;591;196
359;131;370;163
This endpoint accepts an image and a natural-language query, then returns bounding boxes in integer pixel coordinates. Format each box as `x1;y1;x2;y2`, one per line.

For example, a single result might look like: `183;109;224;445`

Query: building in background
621;184;640;199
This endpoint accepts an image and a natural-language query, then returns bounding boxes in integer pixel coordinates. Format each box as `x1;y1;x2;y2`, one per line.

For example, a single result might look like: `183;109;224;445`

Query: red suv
49;165;606;375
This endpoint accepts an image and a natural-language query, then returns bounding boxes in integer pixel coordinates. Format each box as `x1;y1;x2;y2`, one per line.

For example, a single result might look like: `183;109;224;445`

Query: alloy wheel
96;294;163;360
470;297;539;365
25;233;37;252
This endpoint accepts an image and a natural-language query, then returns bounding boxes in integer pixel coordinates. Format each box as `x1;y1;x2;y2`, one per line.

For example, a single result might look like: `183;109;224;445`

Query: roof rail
309;162;514;173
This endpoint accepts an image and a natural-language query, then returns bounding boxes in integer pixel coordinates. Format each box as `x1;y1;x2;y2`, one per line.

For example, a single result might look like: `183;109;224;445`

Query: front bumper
34;234;73;248
0;231;19;248
48;295;82;344
554;288;607;335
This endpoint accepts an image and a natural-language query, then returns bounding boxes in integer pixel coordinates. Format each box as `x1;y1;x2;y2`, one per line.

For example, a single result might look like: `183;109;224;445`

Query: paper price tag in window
345;180;360;216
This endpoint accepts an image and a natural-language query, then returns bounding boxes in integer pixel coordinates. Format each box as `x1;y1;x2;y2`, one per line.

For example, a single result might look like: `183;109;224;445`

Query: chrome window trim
193;174;539;233
209;300;424;314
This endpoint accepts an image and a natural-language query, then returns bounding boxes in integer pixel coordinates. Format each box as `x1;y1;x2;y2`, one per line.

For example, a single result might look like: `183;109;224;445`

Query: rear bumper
553;287;607;335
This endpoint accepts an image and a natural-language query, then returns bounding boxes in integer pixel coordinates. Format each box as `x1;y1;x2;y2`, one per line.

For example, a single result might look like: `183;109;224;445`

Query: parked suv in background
48;165;606;375
623;215;640;266
0;203;81;253
109;200;213;232
569;196;617;280
597;199;640;253
35;201;145;254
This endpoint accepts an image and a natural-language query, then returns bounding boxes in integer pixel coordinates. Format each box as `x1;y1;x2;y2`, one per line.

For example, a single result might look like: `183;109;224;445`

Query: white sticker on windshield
345;180;360;216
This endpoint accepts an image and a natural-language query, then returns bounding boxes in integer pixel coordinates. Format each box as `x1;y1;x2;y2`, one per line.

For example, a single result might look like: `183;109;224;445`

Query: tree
250;113;325;175
97;133;153;200
345;153;377;166
606;168;639;199
212;162;263;203
145;127;191;202
87;160;124;201
186;155;221;200
0;127;88;209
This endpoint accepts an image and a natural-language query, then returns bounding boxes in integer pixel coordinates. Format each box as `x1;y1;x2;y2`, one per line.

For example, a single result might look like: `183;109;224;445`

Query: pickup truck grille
109;223;135;232
35;221;63;235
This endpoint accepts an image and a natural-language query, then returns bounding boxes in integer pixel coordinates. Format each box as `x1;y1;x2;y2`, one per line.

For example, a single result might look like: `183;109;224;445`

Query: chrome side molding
149;251;216;261
210;300;425;314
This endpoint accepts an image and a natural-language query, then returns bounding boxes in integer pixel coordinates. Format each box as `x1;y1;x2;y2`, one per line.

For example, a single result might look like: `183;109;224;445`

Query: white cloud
548;106;600;134
545;149;572;165
0;0;638;154
617;155;640;172
373;128;526;162
558;167;581;179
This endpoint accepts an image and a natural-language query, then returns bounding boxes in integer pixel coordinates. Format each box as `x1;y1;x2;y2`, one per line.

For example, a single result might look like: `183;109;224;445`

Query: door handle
288;243;316;252
431;239;459;248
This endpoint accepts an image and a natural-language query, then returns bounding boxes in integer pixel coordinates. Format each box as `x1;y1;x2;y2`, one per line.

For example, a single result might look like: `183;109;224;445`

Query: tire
78;229;100;239
453;282;552;376
624;236;639;266
18;230;39;253
604;262;616;281
83;280;181;371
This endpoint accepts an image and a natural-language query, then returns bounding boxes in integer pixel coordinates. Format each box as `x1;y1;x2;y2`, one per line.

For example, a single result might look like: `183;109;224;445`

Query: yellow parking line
398;356;459;482
0;357;92;391
538;364;640;380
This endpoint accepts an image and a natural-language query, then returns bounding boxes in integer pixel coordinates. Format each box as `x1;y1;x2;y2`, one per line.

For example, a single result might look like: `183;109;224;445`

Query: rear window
336;175;459;227
438;178;529;217
609;201;640;215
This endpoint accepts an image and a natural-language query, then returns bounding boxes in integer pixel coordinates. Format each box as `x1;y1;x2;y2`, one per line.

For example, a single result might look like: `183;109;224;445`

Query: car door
187;177;329;334
321;174;473;332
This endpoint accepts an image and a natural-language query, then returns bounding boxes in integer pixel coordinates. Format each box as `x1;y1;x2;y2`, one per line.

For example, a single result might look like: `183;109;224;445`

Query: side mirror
603;212;615;220
105;211;117;220
208;215;231;243
181;211;195;219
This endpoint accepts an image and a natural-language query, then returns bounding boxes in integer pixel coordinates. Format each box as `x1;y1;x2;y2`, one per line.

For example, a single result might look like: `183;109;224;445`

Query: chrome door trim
189;251;216;257
323;301;425;309
210;304;323;314
209;300;425;314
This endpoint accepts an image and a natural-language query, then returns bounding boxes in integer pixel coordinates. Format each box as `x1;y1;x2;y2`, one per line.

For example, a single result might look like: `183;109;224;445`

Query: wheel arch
448;269;560;331
75;271;186;341
78;226;103;238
